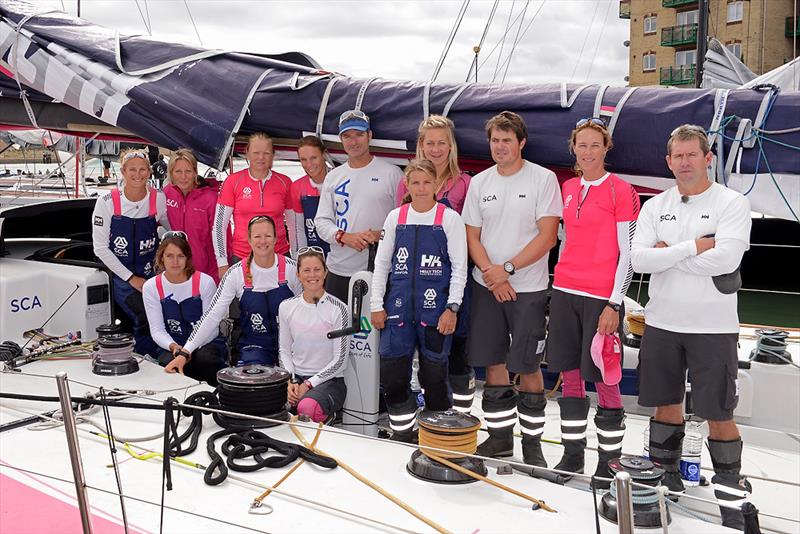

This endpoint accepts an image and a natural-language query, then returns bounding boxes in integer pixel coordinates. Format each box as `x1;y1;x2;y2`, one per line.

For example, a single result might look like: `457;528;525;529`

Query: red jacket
163;178;229;283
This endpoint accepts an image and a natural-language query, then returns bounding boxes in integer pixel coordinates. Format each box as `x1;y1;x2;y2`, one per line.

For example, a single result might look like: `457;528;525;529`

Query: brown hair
569;121;614;177
416;115;461;187
155;235;195;277
167;148;199;185
246;132;274;153
297;249;328;272
297;135;327;154
667;124;710;155
401;158;438;205
485;111;527;142
244;215;276;285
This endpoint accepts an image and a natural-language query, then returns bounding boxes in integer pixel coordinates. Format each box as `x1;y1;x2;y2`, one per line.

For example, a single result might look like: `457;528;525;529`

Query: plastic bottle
642;424;650;458
680;420;702;486
410;353;425;407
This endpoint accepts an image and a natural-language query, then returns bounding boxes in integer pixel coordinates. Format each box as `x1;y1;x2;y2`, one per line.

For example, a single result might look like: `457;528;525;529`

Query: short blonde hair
667;124;710;155
119;148;150;172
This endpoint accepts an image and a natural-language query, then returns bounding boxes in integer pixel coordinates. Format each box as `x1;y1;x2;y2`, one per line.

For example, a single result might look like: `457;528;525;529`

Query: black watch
606;301;621;312
446;302;460;314
503;261;516;275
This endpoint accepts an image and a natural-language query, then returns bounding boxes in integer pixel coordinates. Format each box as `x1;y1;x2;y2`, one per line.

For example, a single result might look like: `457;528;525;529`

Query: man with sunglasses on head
632;124;751;530
314;110;405;302
461;111;562;466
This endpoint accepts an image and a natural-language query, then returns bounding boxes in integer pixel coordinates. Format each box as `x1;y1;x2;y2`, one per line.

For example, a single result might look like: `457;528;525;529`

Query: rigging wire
569;0;603;82
465;0;500;83
431;0;471;82
492;0;517;82
182;0;203;47
144;0;152;35
493;0;548;84
132;0;152;35
584;0;615;83
500;0;531;84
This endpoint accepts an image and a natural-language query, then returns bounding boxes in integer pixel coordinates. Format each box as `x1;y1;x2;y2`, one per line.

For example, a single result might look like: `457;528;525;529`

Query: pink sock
561;369;586;398
297;397;327;422
595;381;623;409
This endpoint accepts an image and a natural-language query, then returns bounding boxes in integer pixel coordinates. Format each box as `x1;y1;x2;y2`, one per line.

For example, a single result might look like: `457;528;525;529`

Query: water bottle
642;424;650;458
410;353;425;407
680;420;702;486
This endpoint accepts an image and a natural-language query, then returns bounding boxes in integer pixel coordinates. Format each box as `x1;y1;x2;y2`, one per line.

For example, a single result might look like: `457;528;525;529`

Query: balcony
660;65;696;86
619;0;630;19
661;23;698;47
787;16;800;38
662;0;698;7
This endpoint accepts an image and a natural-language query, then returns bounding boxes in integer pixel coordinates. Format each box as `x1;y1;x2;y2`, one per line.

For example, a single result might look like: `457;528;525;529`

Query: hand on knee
297;397;327;423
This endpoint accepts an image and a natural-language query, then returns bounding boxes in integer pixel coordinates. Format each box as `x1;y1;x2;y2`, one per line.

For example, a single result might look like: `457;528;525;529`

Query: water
680;420;703;486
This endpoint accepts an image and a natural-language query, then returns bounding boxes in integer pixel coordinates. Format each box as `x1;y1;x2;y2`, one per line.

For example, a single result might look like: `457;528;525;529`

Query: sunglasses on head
122;151;148;162
338;109;369;125
576;118;606;128
248;215;275;227
297;246;324;257
163;230;188;240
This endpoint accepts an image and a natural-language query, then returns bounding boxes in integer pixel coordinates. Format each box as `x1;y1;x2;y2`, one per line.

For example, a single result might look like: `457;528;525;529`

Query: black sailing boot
649;419;685;495
476;385;517;458
591;407;626;489
708;438;752;531
388;396;419;444
554;396;590;477
449;370;476;414
517;391;548;467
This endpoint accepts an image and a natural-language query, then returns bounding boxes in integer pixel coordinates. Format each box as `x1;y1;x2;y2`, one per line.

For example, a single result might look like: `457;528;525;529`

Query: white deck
1;359;798;534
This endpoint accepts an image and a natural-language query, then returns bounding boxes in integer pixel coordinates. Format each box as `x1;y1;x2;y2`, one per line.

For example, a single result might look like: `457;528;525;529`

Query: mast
695;0;709;87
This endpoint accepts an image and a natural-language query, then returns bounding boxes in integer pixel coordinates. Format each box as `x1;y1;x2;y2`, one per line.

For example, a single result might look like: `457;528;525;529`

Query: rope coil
418;419;480;459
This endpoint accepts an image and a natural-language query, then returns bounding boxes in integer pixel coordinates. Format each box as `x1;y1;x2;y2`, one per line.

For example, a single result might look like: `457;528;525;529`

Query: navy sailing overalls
437;190;471;339
300;193;330;255
109;188;160;357
381;203;454;434
238;255;294;366
155;272;226;381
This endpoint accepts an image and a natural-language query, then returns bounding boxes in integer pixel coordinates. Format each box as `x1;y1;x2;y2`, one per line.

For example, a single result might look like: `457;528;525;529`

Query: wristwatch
303;380;314;390
503;261;516;275
446;302;460;314
606;301;621;312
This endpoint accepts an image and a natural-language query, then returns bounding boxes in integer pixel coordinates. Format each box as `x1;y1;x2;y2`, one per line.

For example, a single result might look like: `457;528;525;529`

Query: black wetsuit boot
649;419;685;495
476;385;517;458
591;407;626;489
449;370;476;414
708;438;752;531
517;392;548;467
554;396;590;477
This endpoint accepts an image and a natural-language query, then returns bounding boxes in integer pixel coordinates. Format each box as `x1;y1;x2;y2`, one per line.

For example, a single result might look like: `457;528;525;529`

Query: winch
407;409;487;484
599;456;672;528
92;333;139;375
215;365;291;427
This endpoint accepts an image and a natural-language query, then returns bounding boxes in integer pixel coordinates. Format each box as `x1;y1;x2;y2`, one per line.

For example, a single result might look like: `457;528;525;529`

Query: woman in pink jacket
163;149;228;283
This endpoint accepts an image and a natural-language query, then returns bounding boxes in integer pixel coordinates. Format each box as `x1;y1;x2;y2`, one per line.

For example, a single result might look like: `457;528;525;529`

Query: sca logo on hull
350;316;374;355
10;296;43;312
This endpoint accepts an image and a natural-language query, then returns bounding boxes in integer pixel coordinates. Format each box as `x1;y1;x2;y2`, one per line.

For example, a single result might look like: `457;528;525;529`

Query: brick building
619;0;799;86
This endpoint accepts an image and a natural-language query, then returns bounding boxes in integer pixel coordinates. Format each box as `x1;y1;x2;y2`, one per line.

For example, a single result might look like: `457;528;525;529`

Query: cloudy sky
35;0;631;86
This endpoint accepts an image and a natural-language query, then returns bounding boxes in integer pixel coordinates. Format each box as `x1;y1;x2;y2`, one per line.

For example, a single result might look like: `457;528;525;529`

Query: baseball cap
338;109;370;135
590;332;622;386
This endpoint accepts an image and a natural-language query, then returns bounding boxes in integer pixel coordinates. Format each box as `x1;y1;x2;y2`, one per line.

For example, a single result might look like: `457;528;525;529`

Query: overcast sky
35;0;631;86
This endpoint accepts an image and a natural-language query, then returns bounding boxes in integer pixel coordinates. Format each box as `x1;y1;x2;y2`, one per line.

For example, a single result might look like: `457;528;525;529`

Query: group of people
92;107;752;530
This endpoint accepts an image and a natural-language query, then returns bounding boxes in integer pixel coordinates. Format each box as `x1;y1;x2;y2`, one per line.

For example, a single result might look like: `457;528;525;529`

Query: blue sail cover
1;0;798;219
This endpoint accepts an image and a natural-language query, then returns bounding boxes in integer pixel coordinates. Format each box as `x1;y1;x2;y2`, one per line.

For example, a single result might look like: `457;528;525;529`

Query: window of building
643;53;656;71
644;15;657;34
726;42;742;60
675;49;697;66
677;10;698;26
727;1;744;23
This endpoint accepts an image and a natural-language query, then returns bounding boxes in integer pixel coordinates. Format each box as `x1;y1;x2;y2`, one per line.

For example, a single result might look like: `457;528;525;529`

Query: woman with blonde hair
163;148;229;283
91;148;170;357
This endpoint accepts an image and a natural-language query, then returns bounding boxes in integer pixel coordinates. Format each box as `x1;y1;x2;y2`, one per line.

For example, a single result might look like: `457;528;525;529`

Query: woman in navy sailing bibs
143;233;225;384
92;149;170;357
182;216;302;366
371;159;468;442
289;136;330;256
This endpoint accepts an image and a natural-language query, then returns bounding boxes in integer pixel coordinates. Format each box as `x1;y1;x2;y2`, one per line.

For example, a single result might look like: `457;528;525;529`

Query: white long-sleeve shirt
315;157;404;277
183;257;302;353
142;273;218;350
278;293;349;387
370;204;468;312
631;183;750;333
91;189;170;281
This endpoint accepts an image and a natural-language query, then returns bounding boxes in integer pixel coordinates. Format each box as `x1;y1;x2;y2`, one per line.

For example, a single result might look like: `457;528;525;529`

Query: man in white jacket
631;124;751;529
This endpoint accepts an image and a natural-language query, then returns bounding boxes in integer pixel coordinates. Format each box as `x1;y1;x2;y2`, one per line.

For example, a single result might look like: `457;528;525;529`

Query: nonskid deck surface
0;359;796;534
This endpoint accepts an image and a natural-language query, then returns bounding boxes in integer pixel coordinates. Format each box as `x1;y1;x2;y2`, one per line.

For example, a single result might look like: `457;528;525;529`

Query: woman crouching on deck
278;247;349;422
